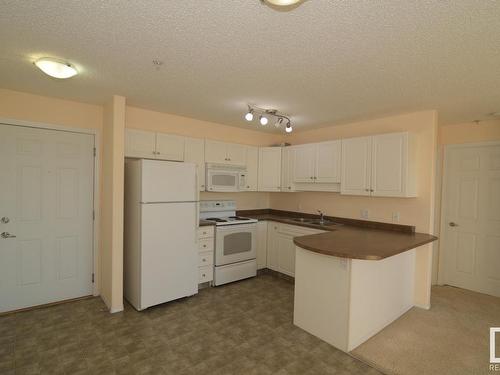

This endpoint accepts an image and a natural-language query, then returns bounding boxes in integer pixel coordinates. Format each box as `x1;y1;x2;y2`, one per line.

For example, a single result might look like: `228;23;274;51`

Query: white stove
199;200;258;226
200;200;257;286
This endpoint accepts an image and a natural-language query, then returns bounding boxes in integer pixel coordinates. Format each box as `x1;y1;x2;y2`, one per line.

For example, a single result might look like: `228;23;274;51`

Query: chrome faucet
317;210;325;224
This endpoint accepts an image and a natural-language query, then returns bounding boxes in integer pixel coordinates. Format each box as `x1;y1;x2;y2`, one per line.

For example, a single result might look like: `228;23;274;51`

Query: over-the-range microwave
206;163;247;192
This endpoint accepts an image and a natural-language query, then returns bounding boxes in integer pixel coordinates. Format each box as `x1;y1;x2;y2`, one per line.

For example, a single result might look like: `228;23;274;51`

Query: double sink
291;217;343;227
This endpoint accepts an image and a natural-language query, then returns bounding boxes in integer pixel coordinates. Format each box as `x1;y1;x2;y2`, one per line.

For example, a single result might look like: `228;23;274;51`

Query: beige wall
432;119;500;283
0;88;102;130
100;96;126;312
271;110;439;308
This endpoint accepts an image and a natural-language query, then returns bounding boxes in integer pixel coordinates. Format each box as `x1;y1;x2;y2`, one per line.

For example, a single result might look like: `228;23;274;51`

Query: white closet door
0;124;94;313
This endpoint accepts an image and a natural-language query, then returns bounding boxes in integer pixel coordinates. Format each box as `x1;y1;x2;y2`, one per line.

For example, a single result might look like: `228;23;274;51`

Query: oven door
206;169;239;192
215;224;257;266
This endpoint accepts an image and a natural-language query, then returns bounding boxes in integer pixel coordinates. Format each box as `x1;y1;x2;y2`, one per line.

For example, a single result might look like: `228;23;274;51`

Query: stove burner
228;216;251;221
206;217;228;222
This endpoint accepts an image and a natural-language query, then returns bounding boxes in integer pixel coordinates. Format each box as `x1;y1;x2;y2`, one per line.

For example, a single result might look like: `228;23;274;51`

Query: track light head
245;109;254;121
285;122;293;133
259;115;269;126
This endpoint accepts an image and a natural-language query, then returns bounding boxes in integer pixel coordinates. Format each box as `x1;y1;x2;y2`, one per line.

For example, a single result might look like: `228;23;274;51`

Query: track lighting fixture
244;105;293;133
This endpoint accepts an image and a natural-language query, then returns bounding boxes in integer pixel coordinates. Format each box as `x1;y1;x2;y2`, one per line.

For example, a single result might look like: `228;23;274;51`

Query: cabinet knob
202;273;206;277
247;186;250;188
370;189;374;192
449;222;459;227
288;187;291;190
365;188;370;192
310;177;313;180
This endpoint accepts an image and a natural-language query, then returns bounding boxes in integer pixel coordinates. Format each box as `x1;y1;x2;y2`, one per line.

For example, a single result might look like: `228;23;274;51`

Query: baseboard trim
0;295;94;316
414;303;431;310
258;268;295;283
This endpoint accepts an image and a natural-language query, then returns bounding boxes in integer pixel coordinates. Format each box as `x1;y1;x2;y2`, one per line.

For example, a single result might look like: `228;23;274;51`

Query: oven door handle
216;224;257;232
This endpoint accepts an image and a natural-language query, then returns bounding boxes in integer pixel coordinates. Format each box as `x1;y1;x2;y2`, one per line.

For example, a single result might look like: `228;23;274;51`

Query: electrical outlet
361;209;369;219
392;212;400;223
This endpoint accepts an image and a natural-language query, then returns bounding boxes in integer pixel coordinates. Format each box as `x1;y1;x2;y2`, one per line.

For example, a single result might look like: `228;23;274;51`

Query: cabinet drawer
198;238;214;252
199;266;213;283
199;251;214;266
197;226;214;239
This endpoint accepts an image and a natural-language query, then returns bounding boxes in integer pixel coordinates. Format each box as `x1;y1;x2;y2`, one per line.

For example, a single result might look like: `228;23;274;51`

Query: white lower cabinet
197;226;214;283
256;221;268;269
266;222;324;277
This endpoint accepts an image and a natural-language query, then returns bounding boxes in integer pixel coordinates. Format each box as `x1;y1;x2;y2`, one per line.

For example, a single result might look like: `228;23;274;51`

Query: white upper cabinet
371;132;416;197
293;140;342;185
125;129;156;159
245;146;259;191
125;129;185;161
315;140;341;183
205;140;246;165
258;147;282;192
281;146;295;192
293;144;316;183
341;132;417;197
184;137;206;191
155;133;185;161
341;136;372;196
204;140;227;164
226;143;247;165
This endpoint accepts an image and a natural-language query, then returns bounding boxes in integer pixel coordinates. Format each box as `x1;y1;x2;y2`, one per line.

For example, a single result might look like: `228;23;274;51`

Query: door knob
0;217;10;224
1;232;16;239
449;222;459;227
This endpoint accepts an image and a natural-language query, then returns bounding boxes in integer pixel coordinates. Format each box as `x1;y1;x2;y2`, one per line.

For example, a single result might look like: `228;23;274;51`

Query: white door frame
0;117;101;298
437;140;500;285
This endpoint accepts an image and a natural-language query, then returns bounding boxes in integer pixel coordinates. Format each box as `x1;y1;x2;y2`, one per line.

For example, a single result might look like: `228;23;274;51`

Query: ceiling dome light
264;0;302;6
34;57;78;79
285;123;293;133
259;115;269;126
245;109;254;121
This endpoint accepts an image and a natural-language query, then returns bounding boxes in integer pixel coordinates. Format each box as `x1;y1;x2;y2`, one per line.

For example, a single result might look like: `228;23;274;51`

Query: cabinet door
315;140;341;183
245;146;259;191
276;233;295;276
293;144;316;183
125;129;156;159
258;147;282;192
184;137;206;191
267;222;279;271
256;221;268;270
205;139;228;164
155;133;185;161
281;147;295;191
371;132;408;197
340;136;372;196
226;143;247;165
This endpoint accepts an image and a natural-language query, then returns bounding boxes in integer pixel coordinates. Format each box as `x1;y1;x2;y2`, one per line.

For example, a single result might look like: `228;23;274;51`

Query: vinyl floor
0;273;381;374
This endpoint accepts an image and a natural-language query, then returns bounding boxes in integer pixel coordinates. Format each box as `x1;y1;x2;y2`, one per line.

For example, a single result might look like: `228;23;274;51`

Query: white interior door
0;124;94;313
441;144;500;297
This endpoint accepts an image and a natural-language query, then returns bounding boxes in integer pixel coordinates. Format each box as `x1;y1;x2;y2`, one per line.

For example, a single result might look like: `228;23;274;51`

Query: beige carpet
351;286;500;375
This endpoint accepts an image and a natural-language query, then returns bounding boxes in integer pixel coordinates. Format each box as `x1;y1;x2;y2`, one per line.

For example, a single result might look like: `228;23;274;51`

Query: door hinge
92;273;95;283
93;147;96;157
92;210;95;221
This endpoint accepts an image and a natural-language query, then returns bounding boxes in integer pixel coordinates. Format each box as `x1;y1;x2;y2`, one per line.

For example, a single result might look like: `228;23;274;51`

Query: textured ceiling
1;0;499;132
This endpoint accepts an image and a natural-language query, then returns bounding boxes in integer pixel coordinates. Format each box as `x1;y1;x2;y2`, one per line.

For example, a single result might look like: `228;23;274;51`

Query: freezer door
141;159;197;203
140;202;198;309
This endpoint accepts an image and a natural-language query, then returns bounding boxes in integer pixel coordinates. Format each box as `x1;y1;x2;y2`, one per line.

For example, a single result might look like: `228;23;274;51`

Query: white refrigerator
124;159;199;310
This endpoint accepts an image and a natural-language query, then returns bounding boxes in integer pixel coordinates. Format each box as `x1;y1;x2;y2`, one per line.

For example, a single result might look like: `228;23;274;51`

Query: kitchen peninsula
293;227;437;352
238;209;437;353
